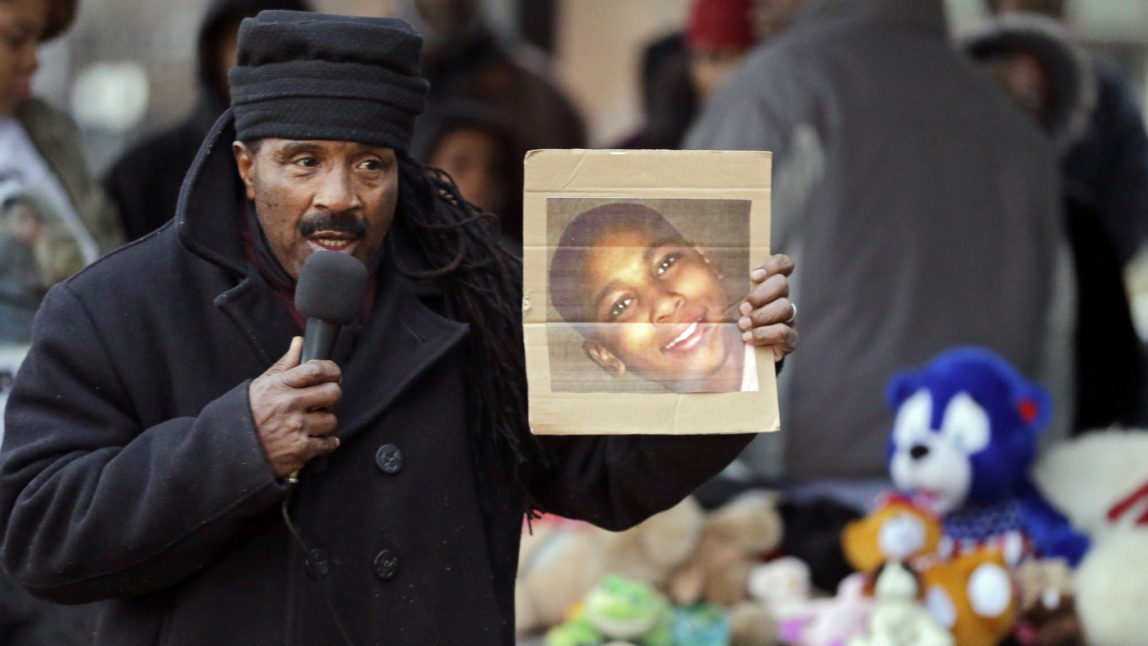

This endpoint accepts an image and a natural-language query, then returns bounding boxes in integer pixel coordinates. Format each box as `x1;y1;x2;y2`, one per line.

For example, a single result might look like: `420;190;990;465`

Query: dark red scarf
239;202;378;330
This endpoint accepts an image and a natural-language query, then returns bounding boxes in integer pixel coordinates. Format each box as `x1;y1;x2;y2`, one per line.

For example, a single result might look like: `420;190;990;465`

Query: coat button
306;548;330;580
375;444;403;474
373;549;399;580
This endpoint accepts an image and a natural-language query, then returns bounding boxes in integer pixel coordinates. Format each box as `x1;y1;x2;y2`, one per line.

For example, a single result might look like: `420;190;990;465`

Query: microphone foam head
294;250;369;323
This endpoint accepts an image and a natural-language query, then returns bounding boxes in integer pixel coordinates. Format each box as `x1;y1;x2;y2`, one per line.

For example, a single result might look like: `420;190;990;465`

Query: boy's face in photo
579;224;738;388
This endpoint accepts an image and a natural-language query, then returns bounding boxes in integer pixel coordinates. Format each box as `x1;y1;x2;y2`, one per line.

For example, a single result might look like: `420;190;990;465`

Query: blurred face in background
989;0;1066;19
427;125;508;215
414;0;480;39
987;52;1052;130
749;0;807;41
0;0;47;115
1;199;43;245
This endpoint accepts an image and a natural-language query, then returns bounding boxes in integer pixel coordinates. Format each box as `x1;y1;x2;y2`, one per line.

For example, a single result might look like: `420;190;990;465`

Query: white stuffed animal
1032;429;1148;646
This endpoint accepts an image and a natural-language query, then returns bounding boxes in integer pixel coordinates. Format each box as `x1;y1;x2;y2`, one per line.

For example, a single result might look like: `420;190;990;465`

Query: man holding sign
0;11;796;645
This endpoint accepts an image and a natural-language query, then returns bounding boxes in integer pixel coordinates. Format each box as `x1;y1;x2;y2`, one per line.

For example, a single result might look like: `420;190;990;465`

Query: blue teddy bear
885;347;1090;566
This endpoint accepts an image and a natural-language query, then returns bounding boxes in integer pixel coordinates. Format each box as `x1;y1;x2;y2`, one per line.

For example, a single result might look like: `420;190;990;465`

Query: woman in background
1;1;121;639
1;0;122;344
411;100;521;251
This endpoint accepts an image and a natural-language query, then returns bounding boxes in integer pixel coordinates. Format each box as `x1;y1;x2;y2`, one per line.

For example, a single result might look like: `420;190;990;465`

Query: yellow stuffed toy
842;495;943;575
920;548;1016;646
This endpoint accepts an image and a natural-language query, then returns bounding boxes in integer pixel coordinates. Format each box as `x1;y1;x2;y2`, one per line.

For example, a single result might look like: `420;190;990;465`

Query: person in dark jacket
104;0;311;241
1;0;119;641
965;12;1147;430
0;12;798;646
986;0;1148;267
402;0;587;154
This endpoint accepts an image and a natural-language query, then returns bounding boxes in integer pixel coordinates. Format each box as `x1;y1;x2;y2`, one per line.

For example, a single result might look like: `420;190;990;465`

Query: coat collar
177;108;469;440
176;108;249;279
335;258;469;439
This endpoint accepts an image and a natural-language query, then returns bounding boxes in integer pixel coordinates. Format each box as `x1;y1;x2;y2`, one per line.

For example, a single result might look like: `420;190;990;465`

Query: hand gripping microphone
294;250;369;363
287;251;367;485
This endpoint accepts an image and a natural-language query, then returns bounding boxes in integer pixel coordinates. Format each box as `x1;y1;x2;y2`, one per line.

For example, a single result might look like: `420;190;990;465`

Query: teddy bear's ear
1016;383;1052;431
886;370;919;411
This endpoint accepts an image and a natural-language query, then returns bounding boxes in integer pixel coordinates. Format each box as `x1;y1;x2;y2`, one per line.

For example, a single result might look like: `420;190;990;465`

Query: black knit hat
228;10;430;151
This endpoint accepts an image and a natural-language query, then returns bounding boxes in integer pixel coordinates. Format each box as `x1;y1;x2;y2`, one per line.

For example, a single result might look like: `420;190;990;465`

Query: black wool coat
0;114;753;645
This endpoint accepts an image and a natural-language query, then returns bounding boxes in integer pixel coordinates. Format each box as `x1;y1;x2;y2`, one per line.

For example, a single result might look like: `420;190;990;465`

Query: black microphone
294;250;369;363
287;251;367;485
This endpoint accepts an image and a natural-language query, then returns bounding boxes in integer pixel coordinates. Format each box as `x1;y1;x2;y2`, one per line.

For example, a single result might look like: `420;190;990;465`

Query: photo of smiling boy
548;199;755;393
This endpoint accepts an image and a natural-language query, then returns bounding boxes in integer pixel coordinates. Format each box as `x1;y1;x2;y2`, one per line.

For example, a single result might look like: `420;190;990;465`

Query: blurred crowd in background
22;1;1148;164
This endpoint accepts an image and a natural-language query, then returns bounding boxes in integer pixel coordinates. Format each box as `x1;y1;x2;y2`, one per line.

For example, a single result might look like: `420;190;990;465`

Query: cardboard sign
522;149;778;435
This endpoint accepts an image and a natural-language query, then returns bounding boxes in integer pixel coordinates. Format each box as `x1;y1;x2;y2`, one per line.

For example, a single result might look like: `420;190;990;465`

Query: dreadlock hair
389;153;543;516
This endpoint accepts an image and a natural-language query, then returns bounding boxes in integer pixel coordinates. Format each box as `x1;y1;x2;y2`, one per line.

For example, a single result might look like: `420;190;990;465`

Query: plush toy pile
543;575;736;646
516;347;1148;646
840;347;1148;646
518;493;783;646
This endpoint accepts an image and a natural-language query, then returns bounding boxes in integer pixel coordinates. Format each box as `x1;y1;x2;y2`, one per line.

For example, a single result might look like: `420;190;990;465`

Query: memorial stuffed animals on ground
516;492;784;644
838;347;1098;646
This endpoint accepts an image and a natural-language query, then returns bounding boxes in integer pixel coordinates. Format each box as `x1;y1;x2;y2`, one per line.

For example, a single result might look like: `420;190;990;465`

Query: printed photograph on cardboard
547;197;753;393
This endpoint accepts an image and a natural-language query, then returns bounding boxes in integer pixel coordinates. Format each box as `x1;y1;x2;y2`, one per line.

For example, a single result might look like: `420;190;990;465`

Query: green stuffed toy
584;575;672;646
546;575;672;646
545;575;735;646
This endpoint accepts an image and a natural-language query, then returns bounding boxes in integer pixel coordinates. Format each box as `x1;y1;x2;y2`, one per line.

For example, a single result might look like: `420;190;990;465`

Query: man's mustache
297;212;368;238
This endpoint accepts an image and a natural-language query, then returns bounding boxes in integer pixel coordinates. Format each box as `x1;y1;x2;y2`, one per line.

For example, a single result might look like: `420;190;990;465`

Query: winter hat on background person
964;12;1097;156
686;0;758;52
228;11;430;151
197;0;314;108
